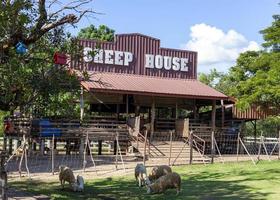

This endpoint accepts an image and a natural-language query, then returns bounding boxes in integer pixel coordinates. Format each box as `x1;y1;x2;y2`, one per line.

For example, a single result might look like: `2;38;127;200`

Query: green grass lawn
10;161;280;200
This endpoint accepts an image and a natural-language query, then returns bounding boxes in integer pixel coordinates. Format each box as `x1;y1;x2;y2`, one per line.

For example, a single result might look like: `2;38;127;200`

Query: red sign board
54;52;67;65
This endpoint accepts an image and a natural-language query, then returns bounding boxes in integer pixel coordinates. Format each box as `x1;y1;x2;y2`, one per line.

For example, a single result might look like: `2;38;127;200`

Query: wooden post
83;134;88;172
175;100;178;119
98;140;102;155
3;137;7;151
168;131;173;166
79;137;85;157
150;98;155;141
221;100;225;128
40;139;45;155
80;86;84;122
126;94;129;118
113;140;117;155
0;178;7;200
278;131;280;160
211;100;216;164
237;132;240;162
189;130;193;164
211;131;215;164
143;130;148;166
51;135;54;175
116;104;120;120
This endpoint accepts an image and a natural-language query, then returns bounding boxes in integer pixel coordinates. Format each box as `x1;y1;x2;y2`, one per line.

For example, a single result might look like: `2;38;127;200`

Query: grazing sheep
148;165;172;183
76;175;84;192
58;165;77;191
134;163;150;187
147;172;181;195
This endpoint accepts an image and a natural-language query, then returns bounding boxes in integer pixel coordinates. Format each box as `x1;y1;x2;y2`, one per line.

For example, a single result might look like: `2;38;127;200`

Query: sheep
58;165;77;191
148;165;172;183
134;163;150;187
147;172;181;195
76;175;84;192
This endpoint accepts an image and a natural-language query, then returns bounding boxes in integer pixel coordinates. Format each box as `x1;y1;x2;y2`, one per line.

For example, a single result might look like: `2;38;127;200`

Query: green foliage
77;25;115;41
0;1;85;117
260;15;280;51
0;110;8;136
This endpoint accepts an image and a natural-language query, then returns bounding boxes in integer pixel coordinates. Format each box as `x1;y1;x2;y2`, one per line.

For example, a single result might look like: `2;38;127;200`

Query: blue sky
67;0;279;73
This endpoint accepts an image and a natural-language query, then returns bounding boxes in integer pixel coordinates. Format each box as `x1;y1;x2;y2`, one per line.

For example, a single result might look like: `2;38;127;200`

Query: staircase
131;137;211;165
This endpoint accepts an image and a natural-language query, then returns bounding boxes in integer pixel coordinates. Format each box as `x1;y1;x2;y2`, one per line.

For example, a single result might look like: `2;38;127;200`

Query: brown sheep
148;165;172;183
147;172;181;195
58;165;77;191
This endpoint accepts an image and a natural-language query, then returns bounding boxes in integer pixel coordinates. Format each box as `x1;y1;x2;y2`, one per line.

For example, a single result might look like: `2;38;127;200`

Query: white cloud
182;23;261;73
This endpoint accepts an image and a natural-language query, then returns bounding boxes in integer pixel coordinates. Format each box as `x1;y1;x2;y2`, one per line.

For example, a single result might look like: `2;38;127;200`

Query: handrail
137;132;165;156
192;134;206;156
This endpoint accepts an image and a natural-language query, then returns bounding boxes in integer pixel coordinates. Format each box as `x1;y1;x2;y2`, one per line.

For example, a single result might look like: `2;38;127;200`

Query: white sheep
134;163;150;187
76;175;84;192
58;165;77;191
148;165;172;183
147;172;181;195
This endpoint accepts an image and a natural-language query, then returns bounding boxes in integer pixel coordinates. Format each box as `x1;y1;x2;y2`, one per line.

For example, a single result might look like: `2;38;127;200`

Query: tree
0;0;93;115
77;25;115;41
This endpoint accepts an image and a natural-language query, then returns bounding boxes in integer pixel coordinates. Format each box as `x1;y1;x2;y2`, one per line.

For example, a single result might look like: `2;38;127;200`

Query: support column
126;94;129;118
211;100;216;164
221;100;225;127
79;137;85;156
98;140;102;155
3;137;7;151
175;100;178;119
113;140;117;155
116;104;120;120
8;138;13;154
80;86;84;122
40;139;45;155
150;97;155;141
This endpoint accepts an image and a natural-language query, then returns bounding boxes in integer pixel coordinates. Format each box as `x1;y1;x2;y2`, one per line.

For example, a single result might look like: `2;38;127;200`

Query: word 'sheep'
145;54;189;72
83;48;133;66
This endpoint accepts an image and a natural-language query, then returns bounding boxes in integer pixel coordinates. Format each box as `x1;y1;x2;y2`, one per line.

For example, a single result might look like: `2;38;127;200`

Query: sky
66;0;279;73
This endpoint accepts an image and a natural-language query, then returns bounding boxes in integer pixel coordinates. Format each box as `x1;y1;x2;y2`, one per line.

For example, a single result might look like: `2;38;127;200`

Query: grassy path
10;161;280;200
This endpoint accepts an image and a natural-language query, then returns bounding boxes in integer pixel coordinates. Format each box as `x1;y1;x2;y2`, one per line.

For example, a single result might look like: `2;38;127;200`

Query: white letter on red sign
124;52;133;66
145;54;154;69
114;51;124;65
155;55;163;69
163;56;172;70
180;58;189;72
172;57;180;71
83;47;93;62
94;49;104;63
105;50;114;64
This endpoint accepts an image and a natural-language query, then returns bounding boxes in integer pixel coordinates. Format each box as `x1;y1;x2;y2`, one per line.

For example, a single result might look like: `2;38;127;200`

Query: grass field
10;161;280;200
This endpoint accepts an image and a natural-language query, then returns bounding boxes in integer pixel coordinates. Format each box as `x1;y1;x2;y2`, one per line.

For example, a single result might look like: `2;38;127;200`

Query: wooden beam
175;99;178;119
211;100;216;164
80;86;84;122
221;100;225;127
211;100;216;130
151;97;155;141
126;94;129;117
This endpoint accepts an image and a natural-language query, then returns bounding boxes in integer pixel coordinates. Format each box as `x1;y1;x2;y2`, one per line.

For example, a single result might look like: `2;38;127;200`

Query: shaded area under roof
80;72;229;100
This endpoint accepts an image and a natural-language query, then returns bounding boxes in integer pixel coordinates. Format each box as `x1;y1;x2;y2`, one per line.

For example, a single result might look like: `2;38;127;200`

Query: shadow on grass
9;169;272;200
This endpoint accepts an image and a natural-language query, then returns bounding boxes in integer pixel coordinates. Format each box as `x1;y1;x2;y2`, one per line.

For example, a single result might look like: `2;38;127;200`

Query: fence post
236;132;240;162
189;130;193;164
211;131;215;164
51;135;54;175
278;130;280;160
168;130;173;166
143;130;148;166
